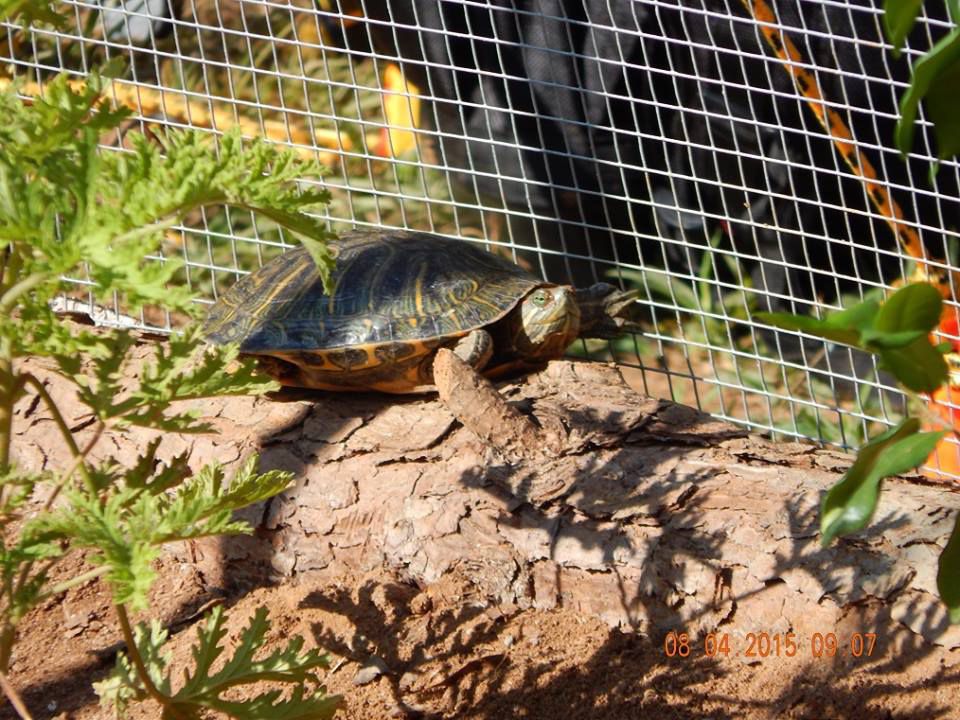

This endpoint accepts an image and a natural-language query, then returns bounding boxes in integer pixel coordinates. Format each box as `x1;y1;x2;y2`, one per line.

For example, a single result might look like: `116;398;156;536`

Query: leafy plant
0;26;340;720
96;606;341;719
758;282;959;622
0;0;62;29
884;0;960;160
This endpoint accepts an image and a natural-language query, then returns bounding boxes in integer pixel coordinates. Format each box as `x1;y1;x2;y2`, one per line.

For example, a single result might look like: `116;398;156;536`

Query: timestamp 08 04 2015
662;630;878;660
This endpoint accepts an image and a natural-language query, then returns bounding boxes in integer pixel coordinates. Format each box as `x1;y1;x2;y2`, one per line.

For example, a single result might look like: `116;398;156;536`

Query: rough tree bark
12;346;960;655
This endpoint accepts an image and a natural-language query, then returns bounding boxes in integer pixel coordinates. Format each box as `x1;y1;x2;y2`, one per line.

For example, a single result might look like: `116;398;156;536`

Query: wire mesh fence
2;0;959;464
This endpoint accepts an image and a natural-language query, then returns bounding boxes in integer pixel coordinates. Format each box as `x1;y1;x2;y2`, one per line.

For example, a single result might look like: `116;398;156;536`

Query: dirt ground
3;542;957;720
5;353;960;719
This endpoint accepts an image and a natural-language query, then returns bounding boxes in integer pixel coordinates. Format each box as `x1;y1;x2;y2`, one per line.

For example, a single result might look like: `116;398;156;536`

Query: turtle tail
575;283;645;339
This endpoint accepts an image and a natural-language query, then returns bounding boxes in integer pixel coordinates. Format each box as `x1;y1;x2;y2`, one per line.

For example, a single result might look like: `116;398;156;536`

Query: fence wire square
3;0;959;468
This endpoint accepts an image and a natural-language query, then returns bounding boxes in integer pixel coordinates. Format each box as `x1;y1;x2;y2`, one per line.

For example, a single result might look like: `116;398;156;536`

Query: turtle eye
532;290;551;308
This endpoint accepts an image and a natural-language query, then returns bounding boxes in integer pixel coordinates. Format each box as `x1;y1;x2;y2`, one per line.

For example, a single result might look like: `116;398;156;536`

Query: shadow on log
12;352;960;657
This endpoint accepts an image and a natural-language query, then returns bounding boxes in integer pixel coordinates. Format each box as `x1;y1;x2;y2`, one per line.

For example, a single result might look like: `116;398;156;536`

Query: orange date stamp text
662;630;878;659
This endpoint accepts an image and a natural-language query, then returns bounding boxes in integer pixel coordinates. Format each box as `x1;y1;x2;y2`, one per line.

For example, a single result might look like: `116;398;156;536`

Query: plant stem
0;669;33;720
0;248;21;304
114;604;184;718
109;217;178;247
0;357;14;473
0;623;15;676
0;386;104;675
0;272;48;317
41;565;109;600
20;373;94;492
42;421;104;512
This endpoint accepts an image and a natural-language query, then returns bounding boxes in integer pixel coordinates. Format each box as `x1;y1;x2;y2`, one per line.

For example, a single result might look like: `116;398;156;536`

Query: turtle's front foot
451;328;494;370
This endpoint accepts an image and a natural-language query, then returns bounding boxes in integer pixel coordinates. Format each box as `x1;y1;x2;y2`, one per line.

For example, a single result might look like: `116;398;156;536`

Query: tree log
12;350;960;654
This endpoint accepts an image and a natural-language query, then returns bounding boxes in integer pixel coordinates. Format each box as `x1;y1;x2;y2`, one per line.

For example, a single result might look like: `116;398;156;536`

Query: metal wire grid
3;0;960;460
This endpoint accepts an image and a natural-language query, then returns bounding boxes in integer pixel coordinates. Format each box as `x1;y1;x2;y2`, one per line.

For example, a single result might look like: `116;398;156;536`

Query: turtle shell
202;231;545;392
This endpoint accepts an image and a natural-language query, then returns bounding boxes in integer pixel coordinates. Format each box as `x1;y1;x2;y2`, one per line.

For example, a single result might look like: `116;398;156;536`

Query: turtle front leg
451;328;494;371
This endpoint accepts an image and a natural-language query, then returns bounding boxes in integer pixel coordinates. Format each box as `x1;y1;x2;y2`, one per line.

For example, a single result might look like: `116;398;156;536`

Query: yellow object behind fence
0;76;353;165
365;64;422;158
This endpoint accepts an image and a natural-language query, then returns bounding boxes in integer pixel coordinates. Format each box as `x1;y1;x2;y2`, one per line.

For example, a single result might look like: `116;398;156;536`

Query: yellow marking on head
409;317;418;328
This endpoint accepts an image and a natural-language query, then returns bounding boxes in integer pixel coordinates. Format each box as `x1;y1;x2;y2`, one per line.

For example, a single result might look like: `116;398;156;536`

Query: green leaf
896;26;960;158
755;299;881;347
1;74;333;327
299;235;337;291
172;606;340;719
860;328;928;350
609;268;699;312
862;284;945;364
0;467;64;624
0;465;45;523
210;686;343;720
36;455;292;610
877;335;950;392
49;324;279;432
0;0;66;28
873;282;943;334
759;285;949;391
823;299;881;332
884;0;925;53
146;456;294;545
121;438;191;495
923;58;960;159
821;420;944;545
938;514;960;624
99;606;341;719
94;620;172;714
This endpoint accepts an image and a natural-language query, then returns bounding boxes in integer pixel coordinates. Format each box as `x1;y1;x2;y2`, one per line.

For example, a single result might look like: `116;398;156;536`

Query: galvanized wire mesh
3;0;960;465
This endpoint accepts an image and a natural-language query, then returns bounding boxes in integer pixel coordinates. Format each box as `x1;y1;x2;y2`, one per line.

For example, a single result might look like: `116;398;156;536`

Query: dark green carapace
203;231;639;393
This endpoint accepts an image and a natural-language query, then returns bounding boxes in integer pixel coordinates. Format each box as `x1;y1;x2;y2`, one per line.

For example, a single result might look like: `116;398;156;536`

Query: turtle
203;230;642;393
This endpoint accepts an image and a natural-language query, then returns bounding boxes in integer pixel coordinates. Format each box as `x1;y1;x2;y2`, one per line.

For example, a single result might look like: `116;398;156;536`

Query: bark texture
12;349;960;653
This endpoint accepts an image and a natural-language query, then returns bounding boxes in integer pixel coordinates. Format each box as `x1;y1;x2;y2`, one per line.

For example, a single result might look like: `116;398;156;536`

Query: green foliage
820;419;944;545
96;606;340;719
34;455;292;610
884;0;960;160
758;283;949;393
0;47;341;718
0;0;64;28
760;283;959;621
613;232;757;344
49;326;279;433
939;515;960;623
0;68;334;343
885;0;927;50
94;619;171;714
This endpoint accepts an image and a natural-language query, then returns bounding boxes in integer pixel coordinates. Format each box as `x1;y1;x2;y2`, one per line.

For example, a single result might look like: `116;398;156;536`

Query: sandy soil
4;546;958;720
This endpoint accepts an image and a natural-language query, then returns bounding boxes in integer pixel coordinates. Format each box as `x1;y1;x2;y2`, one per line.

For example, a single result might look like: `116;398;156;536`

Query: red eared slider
203;231;640;393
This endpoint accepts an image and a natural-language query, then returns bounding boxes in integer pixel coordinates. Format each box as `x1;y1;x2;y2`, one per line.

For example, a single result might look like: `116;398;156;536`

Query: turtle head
506;285;581;360
575;283;645;339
